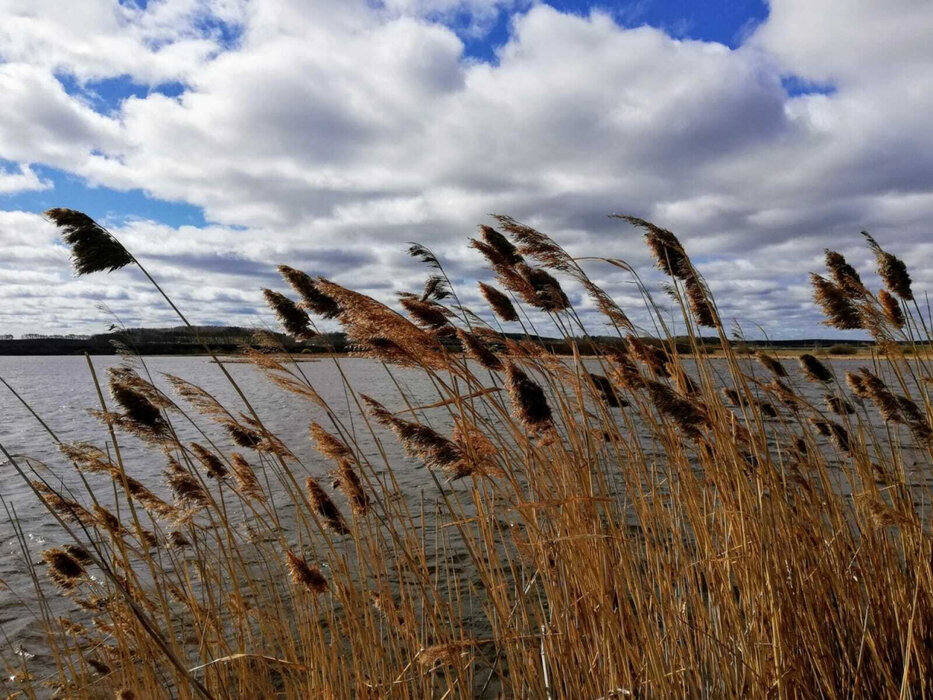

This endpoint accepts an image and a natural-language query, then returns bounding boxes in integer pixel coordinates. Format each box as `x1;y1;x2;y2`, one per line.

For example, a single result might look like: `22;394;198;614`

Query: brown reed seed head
810;274;862;329
756;351;788;378
504;363;554;433
824;250;866;295
515;263;570;311
478;282;519;322
798;354;833;382
845;371;869;398
306;477;350;534
878;289;905;328
857;368;902;422
645;380;705;439
457;329;503;371
190;443;228;479
824;393;855;415
230;453;264;500
277;265;341;318
263;289;315;340
334;459;370;514
109;376;168;436
863;232;914;301
285;551;328;595
165;458;209;508
363;395;473;478
400;296;453;331
309;422;353;462
618;216;690;279
169;531;191;549
628;337;671;378
63;544;93;565
45;208;134;275
480;225;522;265
684;274;716;327
42;548;86;591
588;373;626;408
224;419;263;449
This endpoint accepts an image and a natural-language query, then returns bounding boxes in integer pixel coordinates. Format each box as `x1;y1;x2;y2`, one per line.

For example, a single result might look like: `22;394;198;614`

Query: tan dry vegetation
0;209;931;698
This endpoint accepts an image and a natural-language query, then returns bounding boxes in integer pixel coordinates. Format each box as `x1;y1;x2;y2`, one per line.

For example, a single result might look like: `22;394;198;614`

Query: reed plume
478;282;519;322
310;423;353;462
504;363;554;433
263;289;315;340
756;351;788;378
878;289;905;328
799;354;833;383
190;443;228;479
45;208;133;275
285;551;328;596
824;250;866;295
363;396;473;478
588;373;626;408
230;453;265;501
457;329;503;371
646;380;706;440
278;265;341;318
306;477;350;534
42;548;86;591
810;274;862;329
863;232;914;301
165;458;209;508
617;215;689;278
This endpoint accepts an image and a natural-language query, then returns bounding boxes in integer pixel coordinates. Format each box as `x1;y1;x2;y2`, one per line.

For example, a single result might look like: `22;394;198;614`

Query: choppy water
0;354;930;688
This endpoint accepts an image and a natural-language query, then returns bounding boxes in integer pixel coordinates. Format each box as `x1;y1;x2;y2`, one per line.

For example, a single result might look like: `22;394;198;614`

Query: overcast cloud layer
0;0;931;338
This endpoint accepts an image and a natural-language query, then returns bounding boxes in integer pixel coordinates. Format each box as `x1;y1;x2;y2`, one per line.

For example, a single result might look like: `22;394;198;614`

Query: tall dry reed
0;210;931;698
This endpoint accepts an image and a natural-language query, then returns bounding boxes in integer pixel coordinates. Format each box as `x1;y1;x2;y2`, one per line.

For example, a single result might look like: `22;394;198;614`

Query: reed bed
1;209;932;698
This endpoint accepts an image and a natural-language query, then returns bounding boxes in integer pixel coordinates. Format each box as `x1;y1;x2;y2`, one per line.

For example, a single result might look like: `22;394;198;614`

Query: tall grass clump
0;210;931;698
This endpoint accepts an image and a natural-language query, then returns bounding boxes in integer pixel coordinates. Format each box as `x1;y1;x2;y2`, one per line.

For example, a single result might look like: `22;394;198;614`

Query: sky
0;0;931;339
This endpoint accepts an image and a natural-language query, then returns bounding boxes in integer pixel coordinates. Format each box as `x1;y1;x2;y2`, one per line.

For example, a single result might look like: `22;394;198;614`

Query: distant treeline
0;325;897;356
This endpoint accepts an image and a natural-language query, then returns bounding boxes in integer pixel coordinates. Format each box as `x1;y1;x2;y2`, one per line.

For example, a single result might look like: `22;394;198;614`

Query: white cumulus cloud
0;0;930;338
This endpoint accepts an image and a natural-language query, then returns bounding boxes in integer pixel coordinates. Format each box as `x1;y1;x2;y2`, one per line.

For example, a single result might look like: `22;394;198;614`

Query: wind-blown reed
1;211;931;698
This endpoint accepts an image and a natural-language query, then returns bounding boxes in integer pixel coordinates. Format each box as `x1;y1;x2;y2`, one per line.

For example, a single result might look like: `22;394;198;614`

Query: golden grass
0;211;931;698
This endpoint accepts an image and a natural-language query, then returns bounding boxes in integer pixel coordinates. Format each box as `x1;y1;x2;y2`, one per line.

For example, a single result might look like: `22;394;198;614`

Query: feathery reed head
479;225;522;265
333;459;370;515
755;351;788;378
310;423;353;462
478;282;519;322
824;250;866;295
588;373;626;408
645;380;706;440
798;354;833;383
504;363;554;433
190;443;228;479
863;232;913;301
277;265;341;318
363;395;473;478
306;477;350;534
683;273;716;328
457;329;503;371
263;289;315;340
45;208;134;275
878;289;905;328
42;548;86;591
810;274;862;329
617;215;690;279
109;374;169;439
165;458;209;508
230;453;264;501
399;296;453;331
285;551;328;595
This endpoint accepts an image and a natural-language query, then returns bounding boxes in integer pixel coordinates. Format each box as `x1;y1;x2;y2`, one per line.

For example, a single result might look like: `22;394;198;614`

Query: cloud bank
0;0;931;337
